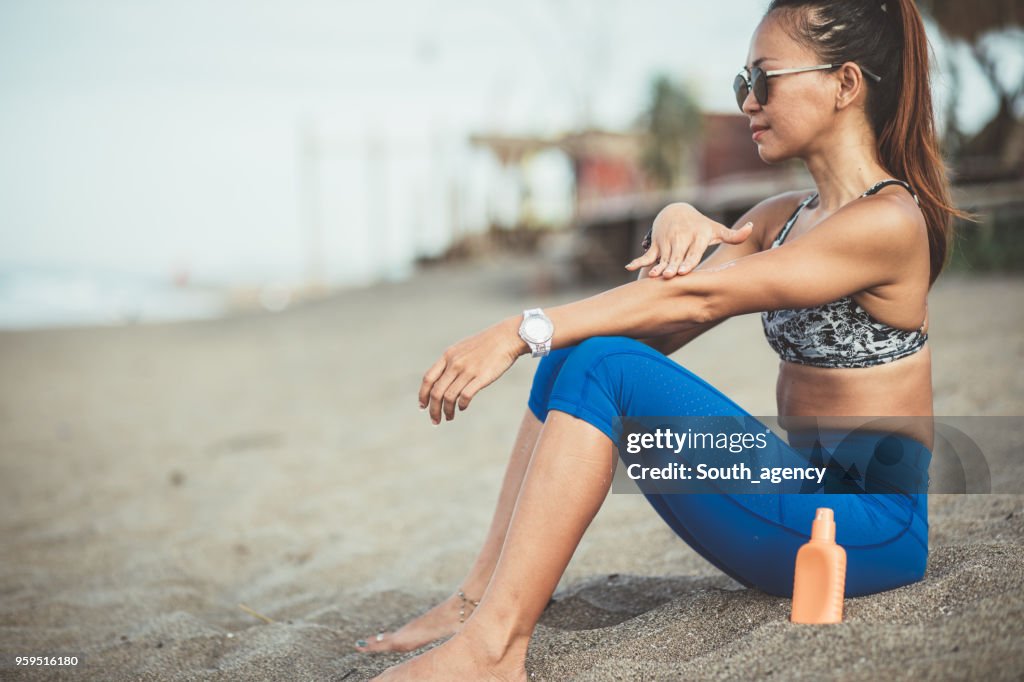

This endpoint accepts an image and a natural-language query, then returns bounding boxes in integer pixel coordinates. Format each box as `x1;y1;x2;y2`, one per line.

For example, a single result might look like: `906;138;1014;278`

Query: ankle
457;620;530;667
455;587;480;623
457;570;492;601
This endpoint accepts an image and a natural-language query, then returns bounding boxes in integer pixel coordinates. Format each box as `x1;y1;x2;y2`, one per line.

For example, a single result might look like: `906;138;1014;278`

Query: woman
359;0;968;678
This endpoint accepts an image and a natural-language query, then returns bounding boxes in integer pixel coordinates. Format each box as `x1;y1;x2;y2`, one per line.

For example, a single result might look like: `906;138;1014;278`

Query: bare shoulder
736;189;817;251
855;184;927;231
832;185;928;249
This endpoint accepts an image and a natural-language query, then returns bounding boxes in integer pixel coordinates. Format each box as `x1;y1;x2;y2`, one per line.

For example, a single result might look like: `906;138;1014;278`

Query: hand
419;318;526;425
625;203;753;279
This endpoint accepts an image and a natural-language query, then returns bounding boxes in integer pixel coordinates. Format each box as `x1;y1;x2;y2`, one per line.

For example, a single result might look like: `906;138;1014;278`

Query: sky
0;0;1019;290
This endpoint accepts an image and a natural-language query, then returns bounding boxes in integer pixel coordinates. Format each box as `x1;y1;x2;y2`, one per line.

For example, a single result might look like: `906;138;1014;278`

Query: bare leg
371;410;615;680
356;408;544;653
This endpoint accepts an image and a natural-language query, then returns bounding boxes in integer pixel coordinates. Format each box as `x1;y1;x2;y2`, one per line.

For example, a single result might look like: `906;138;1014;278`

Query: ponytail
878;0;973;286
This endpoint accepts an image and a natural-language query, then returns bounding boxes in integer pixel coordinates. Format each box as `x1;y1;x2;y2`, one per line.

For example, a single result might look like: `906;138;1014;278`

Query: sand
1;253;1022;681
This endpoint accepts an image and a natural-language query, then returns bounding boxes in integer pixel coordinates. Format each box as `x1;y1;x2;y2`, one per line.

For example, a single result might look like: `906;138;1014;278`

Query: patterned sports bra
760;179;928;369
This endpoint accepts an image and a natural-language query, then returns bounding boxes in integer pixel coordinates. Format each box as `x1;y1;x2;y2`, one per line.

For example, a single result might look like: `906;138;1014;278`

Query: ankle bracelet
457;588;480;623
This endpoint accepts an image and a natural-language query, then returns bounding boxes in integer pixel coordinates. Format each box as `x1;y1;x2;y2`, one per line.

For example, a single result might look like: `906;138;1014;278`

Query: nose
741;87;761;115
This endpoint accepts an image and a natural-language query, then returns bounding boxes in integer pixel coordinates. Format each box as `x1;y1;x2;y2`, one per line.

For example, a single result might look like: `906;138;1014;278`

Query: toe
354;632;391;653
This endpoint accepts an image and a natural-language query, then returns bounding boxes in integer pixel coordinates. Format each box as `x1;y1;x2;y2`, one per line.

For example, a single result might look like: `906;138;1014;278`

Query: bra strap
775;191;818;246
863;178;920;205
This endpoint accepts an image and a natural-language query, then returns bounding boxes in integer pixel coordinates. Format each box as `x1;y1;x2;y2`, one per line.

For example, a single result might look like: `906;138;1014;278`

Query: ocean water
0;265;229;330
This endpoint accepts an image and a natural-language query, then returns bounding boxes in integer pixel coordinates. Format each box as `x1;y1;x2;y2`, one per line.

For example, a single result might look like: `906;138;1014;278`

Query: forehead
745;11;817;68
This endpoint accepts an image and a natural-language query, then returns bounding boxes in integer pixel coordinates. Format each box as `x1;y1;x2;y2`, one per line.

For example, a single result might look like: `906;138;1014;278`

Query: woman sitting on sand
358;0;967;678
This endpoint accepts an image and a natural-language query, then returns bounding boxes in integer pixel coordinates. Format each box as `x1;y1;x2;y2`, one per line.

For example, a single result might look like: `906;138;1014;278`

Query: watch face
523;317;553;342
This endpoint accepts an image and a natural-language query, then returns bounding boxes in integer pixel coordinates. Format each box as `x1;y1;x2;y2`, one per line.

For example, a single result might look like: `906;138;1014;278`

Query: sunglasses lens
733;74;748;111
752;68;768;106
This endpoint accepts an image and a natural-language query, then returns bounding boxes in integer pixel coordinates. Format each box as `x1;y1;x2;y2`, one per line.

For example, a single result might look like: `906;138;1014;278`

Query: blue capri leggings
527;336;929;598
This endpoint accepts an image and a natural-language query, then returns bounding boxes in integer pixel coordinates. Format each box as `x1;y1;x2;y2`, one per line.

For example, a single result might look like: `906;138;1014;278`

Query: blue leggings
527;336;929;598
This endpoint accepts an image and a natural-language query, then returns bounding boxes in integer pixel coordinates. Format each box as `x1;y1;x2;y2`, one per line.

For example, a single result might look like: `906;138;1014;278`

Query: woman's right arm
634;192;807;356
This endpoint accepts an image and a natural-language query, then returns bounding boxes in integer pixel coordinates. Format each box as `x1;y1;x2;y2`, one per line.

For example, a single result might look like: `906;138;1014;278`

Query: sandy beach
1;253;1022;681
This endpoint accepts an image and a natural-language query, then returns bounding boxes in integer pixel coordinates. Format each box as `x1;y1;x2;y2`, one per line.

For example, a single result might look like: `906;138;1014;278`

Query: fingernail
355;639;367;647
419;404;426;411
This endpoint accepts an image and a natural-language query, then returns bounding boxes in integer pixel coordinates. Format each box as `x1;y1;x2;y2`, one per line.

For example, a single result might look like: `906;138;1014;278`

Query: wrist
660;202;696;220
502;316;530;357
656;201;690;217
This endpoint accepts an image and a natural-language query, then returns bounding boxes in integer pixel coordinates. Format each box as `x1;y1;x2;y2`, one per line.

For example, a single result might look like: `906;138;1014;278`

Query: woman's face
742;11;838;163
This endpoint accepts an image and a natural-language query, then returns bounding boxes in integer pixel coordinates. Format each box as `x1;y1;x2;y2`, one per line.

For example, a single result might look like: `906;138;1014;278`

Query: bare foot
369;629;528;681
354;591;479;654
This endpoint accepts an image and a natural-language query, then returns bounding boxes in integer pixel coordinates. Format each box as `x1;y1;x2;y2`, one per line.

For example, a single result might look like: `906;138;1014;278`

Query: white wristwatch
518;308;554;358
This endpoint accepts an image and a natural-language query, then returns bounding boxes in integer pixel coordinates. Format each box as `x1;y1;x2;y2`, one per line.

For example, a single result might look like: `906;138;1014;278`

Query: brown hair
766;0;975;286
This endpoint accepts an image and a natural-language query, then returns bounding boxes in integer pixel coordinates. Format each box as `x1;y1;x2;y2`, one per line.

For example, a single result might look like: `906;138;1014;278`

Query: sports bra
760;179;928;369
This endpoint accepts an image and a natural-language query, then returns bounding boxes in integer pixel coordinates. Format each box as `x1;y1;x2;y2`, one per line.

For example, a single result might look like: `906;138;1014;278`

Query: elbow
654;285;715;332
688;283;724;325
693;275;734;324
694;294;716;325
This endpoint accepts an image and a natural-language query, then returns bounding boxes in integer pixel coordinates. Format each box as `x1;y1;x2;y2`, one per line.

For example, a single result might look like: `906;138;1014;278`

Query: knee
533;337;647;388
527;345;576;421
554;336;656;386
532;346;575;390
527;338;651;421
568;336;651;366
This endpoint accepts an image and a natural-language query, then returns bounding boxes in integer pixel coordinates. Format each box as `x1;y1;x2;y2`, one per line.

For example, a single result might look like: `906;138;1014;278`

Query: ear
834;62;867;110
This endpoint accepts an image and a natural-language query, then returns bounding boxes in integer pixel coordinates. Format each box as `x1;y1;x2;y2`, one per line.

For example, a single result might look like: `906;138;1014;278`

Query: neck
802;126;892;212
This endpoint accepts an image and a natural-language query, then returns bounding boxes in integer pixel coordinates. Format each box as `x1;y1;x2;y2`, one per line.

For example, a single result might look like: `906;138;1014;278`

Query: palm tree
635;74;704;190
919;0;1024;177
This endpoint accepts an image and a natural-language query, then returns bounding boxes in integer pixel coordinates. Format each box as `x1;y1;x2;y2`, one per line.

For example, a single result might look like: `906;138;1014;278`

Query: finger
719;221;753;243
419;355;448;408
457;377;484;411
661;256;685;277
659;238;690;277
442;373;473;421
626;246;659;270
678;236;710;273
428;366;460;424
648;253;670;277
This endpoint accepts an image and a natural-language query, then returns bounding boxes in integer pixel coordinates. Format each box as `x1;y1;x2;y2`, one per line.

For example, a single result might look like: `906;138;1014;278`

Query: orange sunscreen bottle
790;507;846;624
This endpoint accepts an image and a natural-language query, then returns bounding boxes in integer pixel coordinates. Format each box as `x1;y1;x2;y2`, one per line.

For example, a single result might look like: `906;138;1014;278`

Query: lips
751;124;769;141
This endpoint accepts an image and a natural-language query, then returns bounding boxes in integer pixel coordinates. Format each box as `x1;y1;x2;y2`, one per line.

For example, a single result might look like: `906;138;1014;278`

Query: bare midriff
775;343;935;449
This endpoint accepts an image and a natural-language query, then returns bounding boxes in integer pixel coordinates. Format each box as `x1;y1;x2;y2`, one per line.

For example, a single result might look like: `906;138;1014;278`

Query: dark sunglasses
733;63;882;111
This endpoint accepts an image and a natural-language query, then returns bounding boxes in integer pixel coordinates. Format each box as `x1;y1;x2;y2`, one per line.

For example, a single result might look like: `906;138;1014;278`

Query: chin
755;139;797;165
756;147;788;165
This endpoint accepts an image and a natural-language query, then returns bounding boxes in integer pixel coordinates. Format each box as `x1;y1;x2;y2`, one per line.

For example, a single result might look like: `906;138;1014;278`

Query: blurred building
471;113;808;281
471;109;1024;283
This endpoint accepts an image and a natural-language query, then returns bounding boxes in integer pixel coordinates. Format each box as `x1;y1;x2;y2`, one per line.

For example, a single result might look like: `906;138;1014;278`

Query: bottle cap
811;507;836;542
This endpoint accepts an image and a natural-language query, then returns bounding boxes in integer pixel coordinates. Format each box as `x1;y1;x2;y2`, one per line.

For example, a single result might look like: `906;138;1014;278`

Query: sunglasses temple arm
861;66;883;82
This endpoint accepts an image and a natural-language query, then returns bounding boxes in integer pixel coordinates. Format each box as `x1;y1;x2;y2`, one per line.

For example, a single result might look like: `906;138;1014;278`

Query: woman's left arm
421;197;923;424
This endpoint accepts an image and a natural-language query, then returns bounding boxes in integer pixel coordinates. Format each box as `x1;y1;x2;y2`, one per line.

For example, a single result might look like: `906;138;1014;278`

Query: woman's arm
632;264;728;356
421;192;922;423
502;193;924;355
632;196;790;355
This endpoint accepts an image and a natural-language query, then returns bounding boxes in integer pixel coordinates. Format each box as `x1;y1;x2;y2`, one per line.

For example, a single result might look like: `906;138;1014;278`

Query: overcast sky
0;0;1018;286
